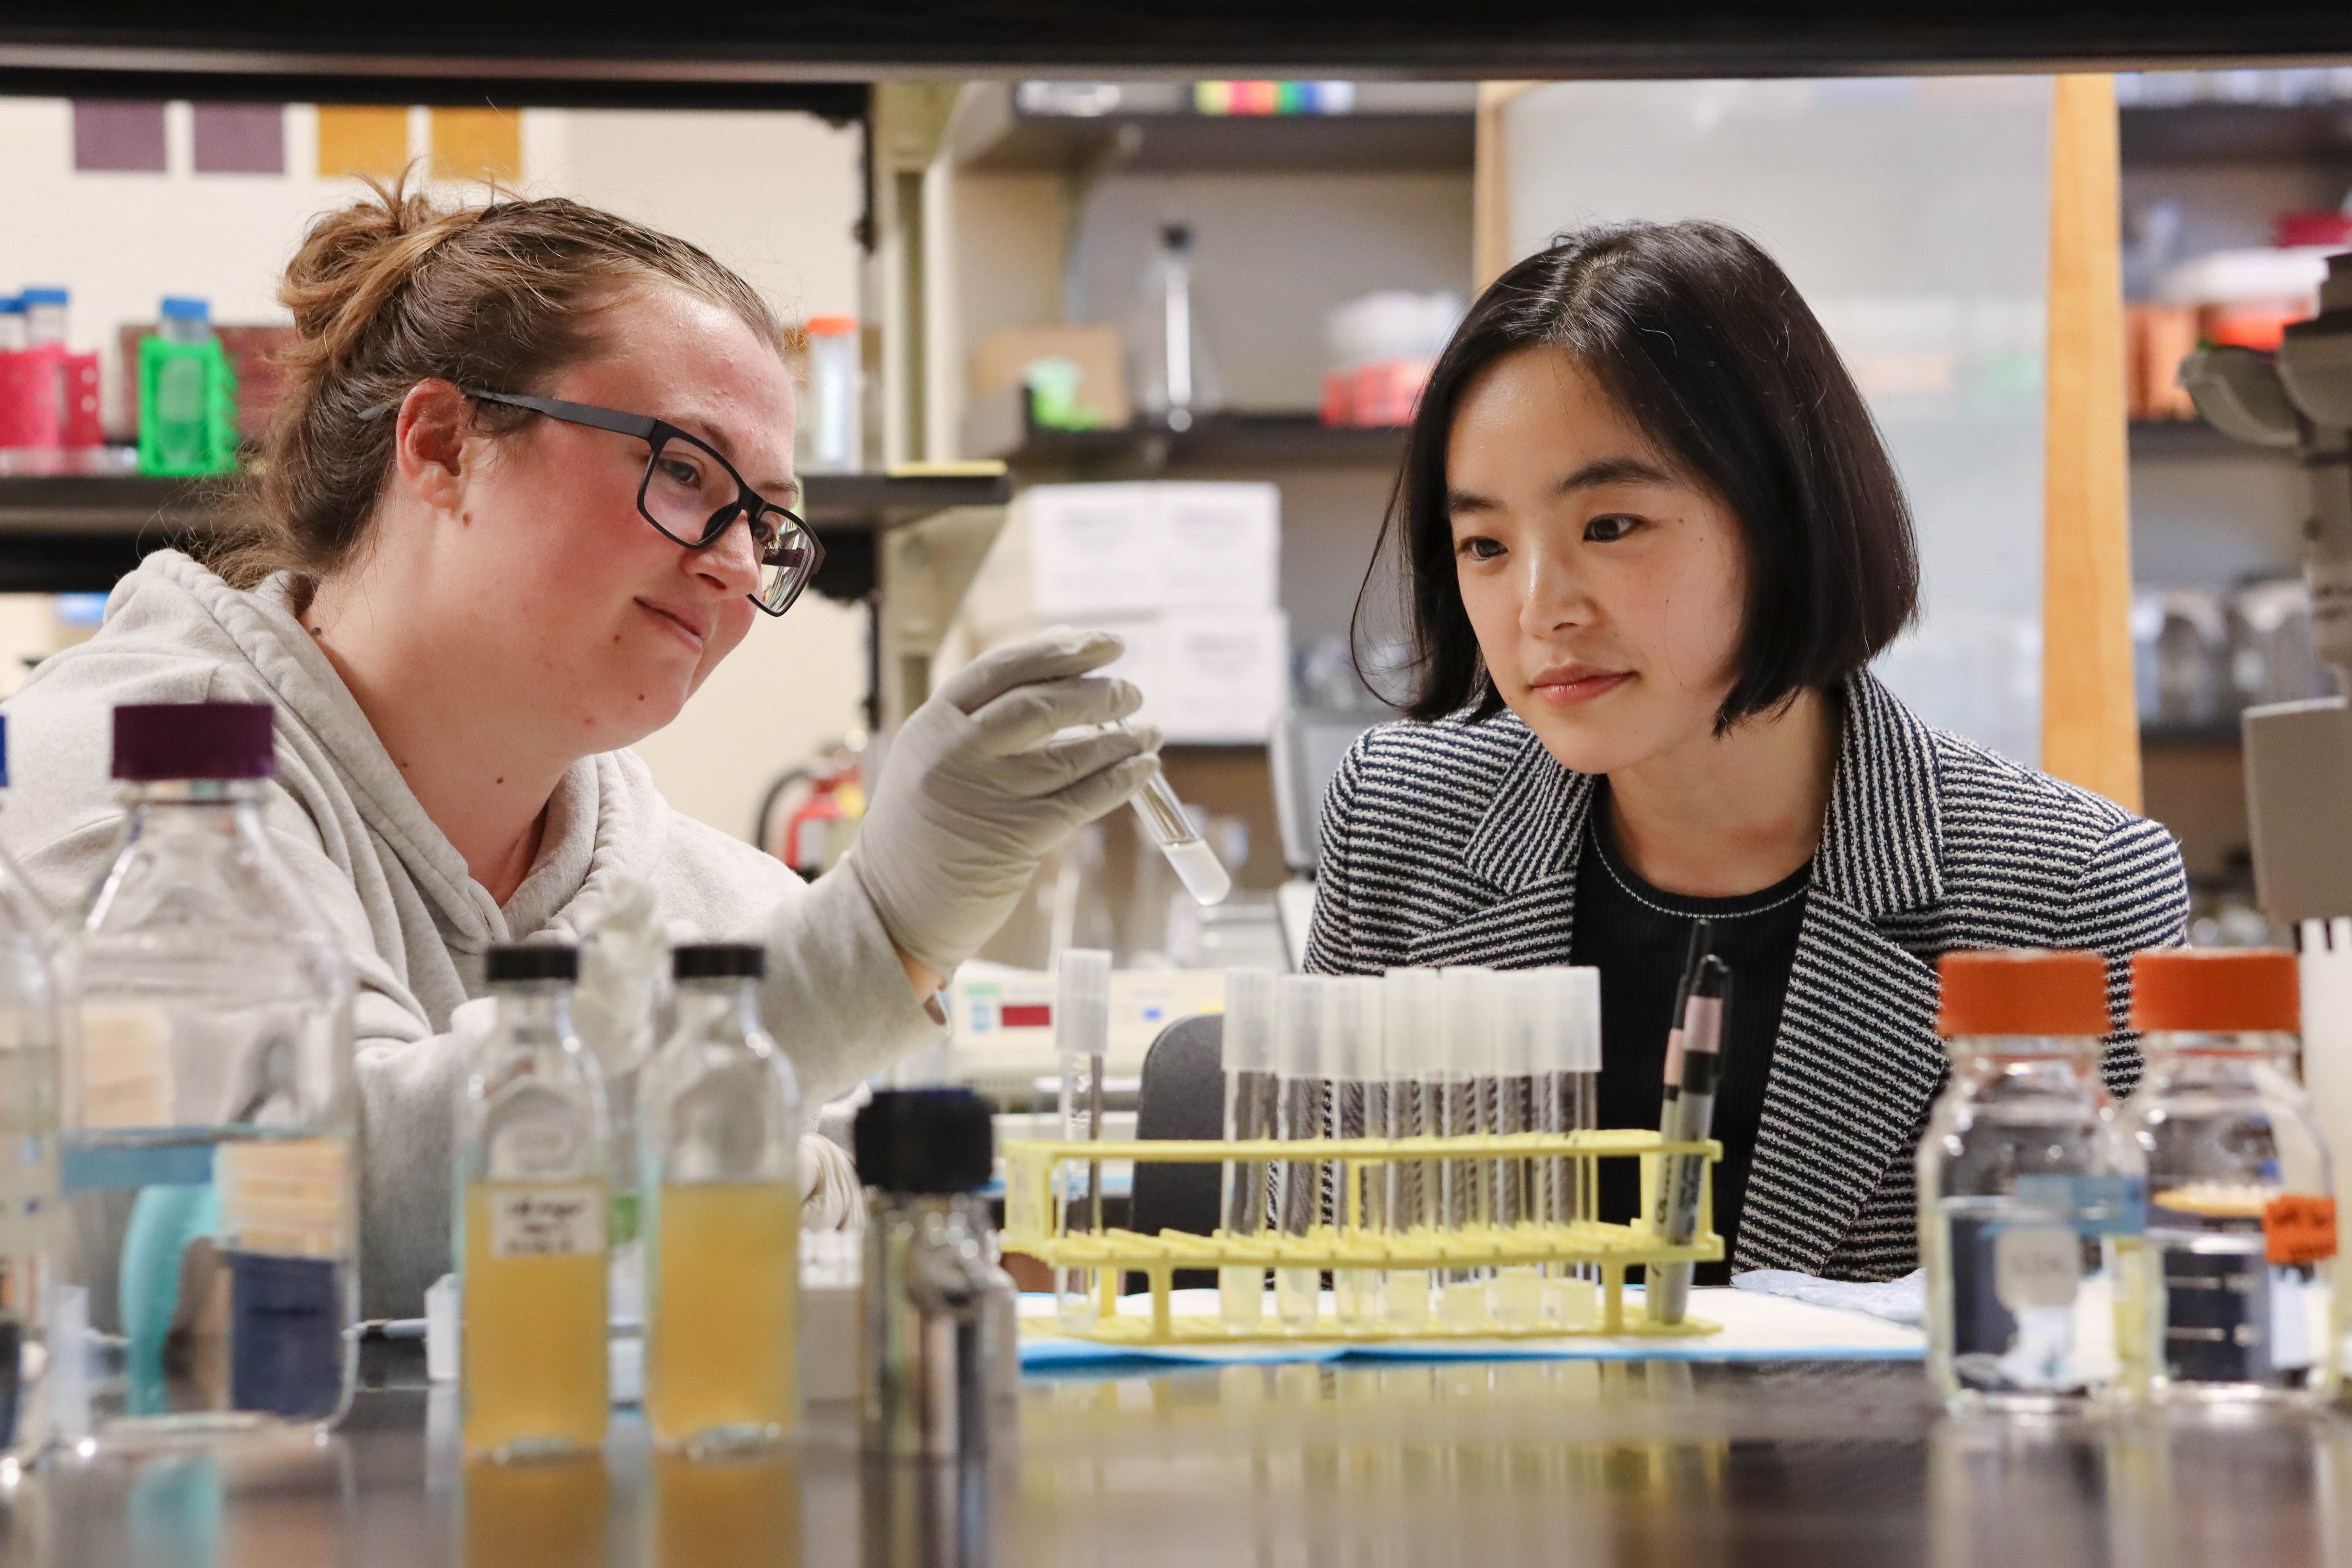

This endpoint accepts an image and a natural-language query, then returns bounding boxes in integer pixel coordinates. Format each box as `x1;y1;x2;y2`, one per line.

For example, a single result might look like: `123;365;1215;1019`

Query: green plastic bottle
137;297;238;477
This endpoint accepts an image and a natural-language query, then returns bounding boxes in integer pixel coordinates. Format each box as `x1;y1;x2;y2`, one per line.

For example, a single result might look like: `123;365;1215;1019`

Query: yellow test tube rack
1000;1128;1723;1344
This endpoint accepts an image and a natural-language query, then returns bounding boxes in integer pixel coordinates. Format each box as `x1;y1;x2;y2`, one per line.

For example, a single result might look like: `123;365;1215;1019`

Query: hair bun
280;173;474;367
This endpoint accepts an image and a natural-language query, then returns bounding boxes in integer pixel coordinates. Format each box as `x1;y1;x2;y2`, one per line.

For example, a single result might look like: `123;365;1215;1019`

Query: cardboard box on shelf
1081;607;1291;745
1008;480;1281;621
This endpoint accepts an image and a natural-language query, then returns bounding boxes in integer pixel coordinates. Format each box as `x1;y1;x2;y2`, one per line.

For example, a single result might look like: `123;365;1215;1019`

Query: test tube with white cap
1272;975;1325;1328
1437;967;1495;1330
1218;971;1280;1328
1532;967;1602;1324
1381;968;1442;1330
1321;975;1384;1325
1054;947;1112;1332
1490;971;1546;1326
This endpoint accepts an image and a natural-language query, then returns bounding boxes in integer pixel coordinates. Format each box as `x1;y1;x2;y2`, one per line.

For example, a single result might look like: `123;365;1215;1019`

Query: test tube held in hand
1219;971;1281;1328
1130;755;1232;906
1321;976;1384;1325
1437;967;1496;1330
1381;969;1443;1330
1651;957;1731;1326
1054;948;1112;1333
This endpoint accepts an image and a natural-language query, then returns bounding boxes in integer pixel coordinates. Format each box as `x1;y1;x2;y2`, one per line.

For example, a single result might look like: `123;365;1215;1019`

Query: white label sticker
78;1004;174;1128
1995;1225;2080;1311
219;1138;350;1258
488;1184;606;1260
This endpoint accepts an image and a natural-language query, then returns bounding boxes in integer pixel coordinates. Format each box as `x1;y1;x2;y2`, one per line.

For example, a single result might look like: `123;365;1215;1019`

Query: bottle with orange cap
1919;948;2145;1413
2119;947;2337;1407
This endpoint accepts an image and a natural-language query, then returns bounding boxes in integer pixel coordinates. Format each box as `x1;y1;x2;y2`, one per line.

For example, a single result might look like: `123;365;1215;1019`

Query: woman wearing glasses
0;181;1157;1314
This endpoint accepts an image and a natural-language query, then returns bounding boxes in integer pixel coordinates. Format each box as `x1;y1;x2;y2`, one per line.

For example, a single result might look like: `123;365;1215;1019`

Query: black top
1571;786;1809;1284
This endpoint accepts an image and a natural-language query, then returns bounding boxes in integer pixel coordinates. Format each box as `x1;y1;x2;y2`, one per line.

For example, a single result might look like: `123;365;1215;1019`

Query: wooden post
2041;74;2142;812
1474;83;1537;290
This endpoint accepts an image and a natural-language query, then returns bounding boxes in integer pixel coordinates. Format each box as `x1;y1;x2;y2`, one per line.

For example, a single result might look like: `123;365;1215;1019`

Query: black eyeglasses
459;388;822;617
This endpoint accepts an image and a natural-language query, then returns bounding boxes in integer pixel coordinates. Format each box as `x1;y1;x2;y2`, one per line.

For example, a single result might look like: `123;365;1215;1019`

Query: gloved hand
847;628;1160;977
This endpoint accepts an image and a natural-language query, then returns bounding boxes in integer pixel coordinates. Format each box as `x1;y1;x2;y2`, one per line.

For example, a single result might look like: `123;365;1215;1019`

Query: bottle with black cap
57;700;357;1445
856;1088;1002;1458
640;942;802;1452
456;942;610;1460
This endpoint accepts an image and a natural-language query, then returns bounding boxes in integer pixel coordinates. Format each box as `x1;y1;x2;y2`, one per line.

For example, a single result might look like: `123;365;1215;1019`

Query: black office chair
1124;1012;1225;1292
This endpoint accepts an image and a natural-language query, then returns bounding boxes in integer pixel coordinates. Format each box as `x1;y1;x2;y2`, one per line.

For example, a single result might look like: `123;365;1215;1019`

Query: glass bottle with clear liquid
458;944;610;1461
2121;947;2337;1406
1920;949;2141;1413
0;714;58;1461
641;944;801;1452
54;702;358;1445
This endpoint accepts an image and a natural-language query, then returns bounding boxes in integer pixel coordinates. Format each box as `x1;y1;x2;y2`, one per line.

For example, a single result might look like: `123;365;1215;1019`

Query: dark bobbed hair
1355;219;1919;731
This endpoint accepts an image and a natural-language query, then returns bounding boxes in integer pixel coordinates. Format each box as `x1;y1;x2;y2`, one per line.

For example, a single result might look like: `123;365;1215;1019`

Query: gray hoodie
2;551;938;1314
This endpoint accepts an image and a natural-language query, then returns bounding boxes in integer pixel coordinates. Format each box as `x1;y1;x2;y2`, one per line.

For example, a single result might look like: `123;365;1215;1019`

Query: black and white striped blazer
1303;670;2190;1282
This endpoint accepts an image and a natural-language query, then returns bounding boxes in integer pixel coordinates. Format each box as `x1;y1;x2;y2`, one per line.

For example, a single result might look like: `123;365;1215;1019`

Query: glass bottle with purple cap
54;702;358;1444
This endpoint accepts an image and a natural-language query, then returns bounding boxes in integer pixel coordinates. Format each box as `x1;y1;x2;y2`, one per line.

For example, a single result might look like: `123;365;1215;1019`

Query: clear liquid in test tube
1321;976;1384;1325
1490;972;1545;1326
1219;971;1281;1328
1437;967;1496;1330
1127;747;1232;906
1273;976;1325;1328
1381;969;1442;1331
1054;948;1112;1333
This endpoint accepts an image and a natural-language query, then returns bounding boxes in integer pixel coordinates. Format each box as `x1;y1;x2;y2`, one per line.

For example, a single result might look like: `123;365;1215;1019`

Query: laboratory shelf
2120;101;2352;165
0;469;1011;599
950;81;1477;175
2141;719;2245;750
2128;419;2290;461
1003;411;1411;473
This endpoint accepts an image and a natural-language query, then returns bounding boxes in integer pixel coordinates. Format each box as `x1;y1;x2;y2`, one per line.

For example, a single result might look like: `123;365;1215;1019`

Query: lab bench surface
11;1352;2351;1567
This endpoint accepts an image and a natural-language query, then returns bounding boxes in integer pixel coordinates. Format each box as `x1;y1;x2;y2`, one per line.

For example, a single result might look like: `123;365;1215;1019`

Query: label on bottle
2263;1194;2337;1265
78;1004;174;1128
488;1184;607;1260
1994;1224;2082;1311
219;1138;349;1258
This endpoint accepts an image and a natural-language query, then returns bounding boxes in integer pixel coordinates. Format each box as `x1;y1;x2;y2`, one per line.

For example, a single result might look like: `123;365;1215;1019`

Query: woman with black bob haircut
1309;220;2187;1283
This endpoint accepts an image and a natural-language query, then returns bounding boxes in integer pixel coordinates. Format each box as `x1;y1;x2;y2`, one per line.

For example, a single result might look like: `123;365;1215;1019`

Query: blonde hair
209;172;788;604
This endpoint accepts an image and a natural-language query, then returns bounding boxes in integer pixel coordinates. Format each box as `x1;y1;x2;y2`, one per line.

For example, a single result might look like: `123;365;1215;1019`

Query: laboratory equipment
2122;947;2336;1406
0;715;56;1462
1217;970;1279;1327
641;944;802;1452
1488;971;1544;1326
799;315;861;473
855;1088;1000;1460
1532;965;1603;1324
1918;949;2141;1414
1322;974;1383;1323
458;944;610;1461
56;701;357;1444
1273;975;1325;1327
1651;957;1731;1326
1436;967;1494;1329
1132;224;1220;431
1379;967;1441;1330
1131;759;1232;906
138;297;238;477
1053;948;1111;1332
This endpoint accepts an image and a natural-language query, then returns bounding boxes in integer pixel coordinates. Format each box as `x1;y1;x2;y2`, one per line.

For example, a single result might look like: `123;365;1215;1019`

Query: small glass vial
1272;975;1325;1328
857;1089;999;1459
1052;948;1111;1333
1217;971;1279;1329
1920;948;2142;1414
58;702;357;1446
0;715;58;1462
2122;947;2337;1407
458;944;610;1462
641;944;802;1452
1379;968;1442;1331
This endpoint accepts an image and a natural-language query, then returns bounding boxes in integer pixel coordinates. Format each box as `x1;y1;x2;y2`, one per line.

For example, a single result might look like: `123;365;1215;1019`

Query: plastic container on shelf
0;716;59;1463
54;702;359;1446
2122;948;2338;1407
640;944;802;1452
0;297;23;353
799;315;861;473
0;288;68;476
138;297;239;477
1918;949;2142;1415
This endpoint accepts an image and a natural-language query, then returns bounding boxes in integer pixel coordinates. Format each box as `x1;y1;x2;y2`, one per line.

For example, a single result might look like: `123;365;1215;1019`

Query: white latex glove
847;628;1161;977
800;1133;866;1233
571;873;669;1077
